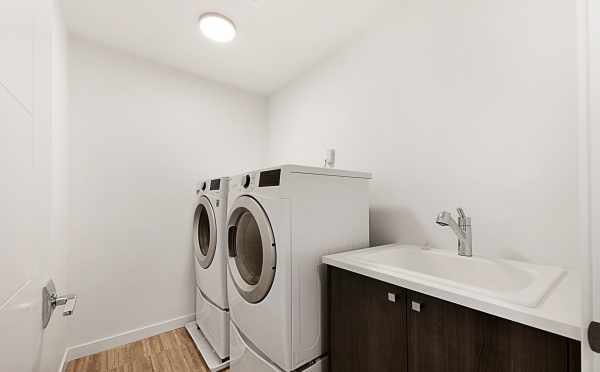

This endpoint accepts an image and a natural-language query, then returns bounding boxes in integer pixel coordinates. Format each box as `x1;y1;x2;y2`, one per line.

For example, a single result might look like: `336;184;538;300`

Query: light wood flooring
66;328;229;372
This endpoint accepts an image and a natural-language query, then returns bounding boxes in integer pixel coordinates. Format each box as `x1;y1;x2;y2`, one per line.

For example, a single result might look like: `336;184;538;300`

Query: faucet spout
436;211;466;240
435;208;472;257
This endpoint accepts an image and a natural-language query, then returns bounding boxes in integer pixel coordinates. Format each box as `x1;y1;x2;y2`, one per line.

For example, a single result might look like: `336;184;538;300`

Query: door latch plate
42;280;77;329
42;280;56;329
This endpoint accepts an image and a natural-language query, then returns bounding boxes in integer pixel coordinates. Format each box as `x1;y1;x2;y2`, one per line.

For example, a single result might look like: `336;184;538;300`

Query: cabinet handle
411;301;422;312
387;292;396;303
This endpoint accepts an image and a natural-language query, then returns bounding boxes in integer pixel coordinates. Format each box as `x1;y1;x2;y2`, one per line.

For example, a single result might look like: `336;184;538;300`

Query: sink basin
344;245;565;308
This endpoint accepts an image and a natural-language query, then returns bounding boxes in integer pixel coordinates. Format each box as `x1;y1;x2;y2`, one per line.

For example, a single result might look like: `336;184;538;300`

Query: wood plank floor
66;328;229;372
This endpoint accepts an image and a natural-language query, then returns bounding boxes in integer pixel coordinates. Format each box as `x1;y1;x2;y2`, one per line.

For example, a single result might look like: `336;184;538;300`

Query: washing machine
226;165;371;372
193;177;230;361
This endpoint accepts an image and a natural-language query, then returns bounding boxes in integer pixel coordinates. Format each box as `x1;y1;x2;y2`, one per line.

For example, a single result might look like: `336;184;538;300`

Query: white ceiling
61;0;392;94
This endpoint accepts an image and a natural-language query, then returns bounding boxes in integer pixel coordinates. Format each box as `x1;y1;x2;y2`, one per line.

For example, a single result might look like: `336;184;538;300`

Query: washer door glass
193;196;217;269
227;196;276;304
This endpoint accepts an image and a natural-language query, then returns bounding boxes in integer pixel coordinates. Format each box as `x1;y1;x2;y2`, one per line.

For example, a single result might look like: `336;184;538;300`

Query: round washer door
227;196;276;304
193;196;217;269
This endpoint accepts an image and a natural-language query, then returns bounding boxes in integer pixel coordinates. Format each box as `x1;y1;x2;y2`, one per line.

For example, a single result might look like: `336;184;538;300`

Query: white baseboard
63;313;195;363
57;348;69;372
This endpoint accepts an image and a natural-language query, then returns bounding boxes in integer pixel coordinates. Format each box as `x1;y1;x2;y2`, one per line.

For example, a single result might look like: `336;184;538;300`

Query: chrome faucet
435;208;472;257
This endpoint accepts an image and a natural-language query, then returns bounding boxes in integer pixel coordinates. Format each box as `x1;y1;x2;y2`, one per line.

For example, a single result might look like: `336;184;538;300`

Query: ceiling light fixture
198;13;236;43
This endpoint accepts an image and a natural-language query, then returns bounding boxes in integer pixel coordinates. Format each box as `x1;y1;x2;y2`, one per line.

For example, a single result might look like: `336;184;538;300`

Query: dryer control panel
196;180;208;194
239;169;281;189
258;169;281;187
230;169;282;194
196;178;228;195
210;178;221;190
239;172;259;190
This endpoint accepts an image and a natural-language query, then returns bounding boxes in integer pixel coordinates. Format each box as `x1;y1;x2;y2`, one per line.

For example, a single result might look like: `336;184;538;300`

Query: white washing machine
193;177;230;361
226;165;371;372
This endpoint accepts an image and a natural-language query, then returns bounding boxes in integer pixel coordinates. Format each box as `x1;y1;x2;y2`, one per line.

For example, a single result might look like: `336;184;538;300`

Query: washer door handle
228;225;237;258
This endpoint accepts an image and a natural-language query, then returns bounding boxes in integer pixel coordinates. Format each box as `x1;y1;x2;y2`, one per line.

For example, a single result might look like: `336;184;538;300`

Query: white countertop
323;245;581;341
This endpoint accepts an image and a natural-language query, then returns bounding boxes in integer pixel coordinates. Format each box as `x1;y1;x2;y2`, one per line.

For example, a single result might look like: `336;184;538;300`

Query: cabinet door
407;291;489;372
329;267;407;372
407;290;578;372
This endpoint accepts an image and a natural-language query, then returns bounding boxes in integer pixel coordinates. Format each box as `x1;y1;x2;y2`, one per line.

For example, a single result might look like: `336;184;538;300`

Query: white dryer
193;177;230;361
226;165;371;372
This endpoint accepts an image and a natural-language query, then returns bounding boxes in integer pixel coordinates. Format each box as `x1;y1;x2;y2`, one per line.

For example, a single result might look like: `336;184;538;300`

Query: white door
0;1;70;371
581;0;600;369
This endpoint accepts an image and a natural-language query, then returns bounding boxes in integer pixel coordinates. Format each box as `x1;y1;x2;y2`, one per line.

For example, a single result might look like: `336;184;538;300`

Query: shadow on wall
369;206;429;247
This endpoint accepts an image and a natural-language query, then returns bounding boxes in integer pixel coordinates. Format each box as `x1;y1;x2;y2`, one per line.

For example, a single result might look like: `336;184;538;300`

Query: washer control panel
196;180;207;194
230;172;258;193
242;174;251;188
196;178;227;195
242;172;259;190
210;178;221;191
230;169;281;194
258;169;281;187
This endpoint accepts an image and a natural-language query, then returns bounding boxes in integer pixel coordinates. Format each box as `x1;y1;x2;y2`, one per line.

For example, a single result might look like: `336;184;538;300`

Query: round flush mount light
198;13;236;43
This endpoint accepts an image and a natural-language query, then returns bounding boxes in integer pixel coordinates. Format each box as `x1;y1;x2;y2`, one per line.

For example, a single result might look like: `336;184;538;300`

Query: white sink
343;245;565;308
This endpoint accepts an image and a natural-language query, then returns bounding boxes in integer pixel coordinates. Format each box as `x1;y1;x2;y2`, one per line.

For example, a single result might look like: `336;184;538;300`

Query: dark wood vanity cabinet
329;267;581;372
329;266;408;372
406;290;580;372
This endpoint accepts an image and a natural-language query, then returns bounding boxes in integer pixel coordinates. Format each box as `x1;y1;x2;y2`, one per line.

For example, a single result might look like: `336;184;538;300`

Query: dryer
226;165;371;372
193;177;230;361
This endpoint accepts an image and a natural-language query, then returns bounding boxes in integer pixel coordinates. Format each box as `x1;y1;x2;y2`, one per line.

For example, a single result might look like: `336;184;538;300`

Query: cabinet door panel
568;340;581;372
506;320;569;372
329;267;407;372
406;291;492;372
407;290;574;372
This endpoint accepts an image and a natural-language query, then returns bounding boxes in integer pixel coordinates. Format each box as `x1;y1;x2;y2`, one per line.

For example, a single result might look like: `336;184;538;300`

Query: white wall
268;0;579;269
66;37;267;347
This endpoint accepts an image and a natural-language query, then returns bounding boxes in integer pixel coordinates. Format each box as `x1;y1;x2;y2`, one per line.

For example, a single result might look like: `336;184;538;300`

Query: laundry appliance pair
190;165;371;372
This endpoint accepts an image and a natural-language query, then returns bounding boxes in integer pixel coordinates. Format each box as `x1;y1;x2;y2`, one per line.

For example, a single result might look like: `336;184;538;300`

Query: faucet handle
456;207;466;219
